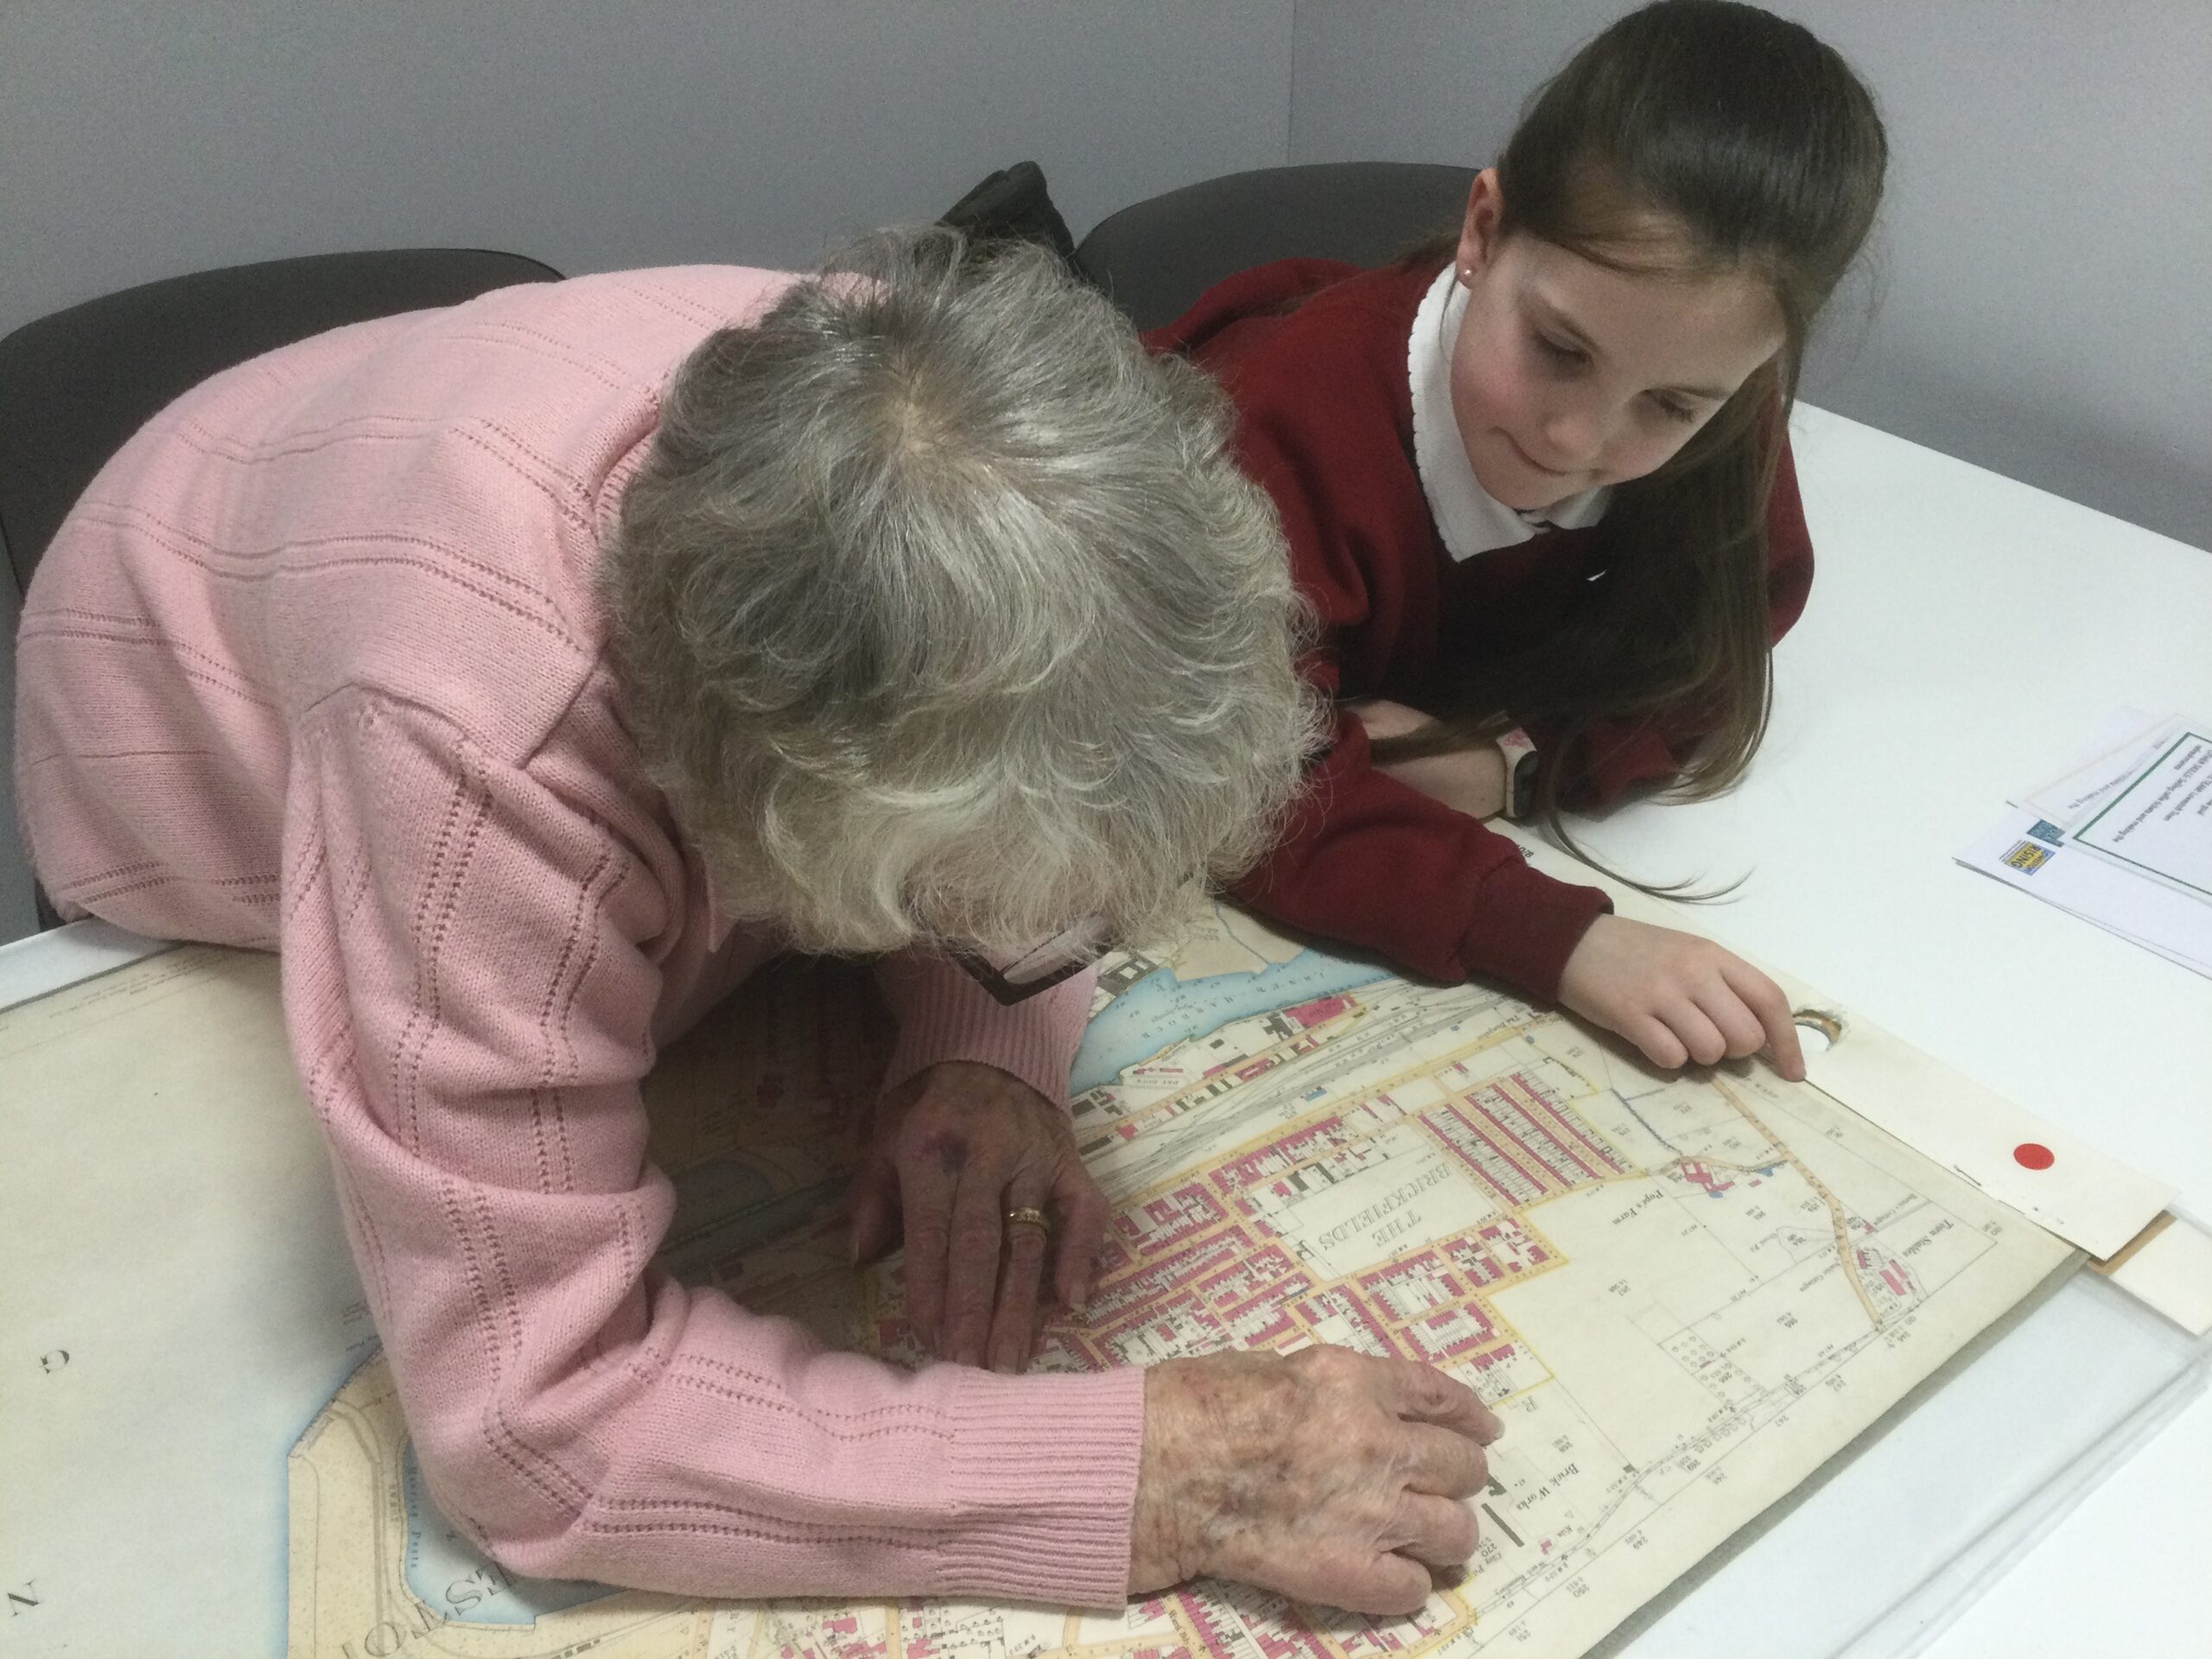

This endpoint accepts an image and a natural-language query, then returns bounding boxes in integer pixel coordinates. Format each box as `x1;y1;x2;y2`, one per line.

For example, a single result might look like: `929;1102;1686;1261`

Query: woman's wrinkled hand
1558;914;1807;1081
1130;1346;1503;1615
1350;698;1508;820
849;1059;1109;1373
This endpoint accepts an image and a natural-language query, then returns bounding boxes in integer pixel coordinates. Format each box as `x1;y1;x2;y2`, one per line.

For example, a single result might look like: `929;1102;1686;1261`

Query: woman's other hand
1557;914;1807;1081
1130;1347;1503;1614
1350;698;1508;820
849;1059;1109;1373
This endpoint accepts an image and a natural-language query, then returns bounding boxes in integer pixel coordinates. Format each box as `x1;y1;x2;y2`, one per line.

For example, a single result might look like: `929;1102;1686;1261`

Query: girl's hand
1350;698;1508;820
1557;915;1807;1082
849;1060;1109;1373
1129;1346;1503;1614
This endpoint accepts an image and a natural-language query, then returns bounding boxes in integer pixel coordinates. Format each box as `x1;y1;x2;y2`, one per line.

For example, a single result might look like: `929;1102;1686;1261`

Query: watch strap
1496;727;1539;820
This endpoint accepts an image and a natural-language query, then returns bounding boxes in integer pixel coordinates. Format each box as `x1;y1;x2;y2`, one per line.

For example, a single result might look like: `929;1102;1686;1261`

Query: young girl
1148;0;1886;1083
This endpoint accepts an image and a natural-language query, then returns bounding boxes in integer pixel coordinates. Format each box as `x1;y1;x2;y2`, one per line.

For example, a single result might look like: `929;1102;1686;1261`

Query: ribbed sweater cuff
877;955;1094;1109
1456;854;1612;1006
930;1361;1146;1607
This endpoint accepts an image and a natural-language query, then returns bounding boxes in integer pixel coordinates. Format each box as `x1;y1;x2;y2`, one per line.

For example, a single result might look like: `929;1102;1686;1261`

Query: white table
1564;404;2212;1657
5;405;2207;1655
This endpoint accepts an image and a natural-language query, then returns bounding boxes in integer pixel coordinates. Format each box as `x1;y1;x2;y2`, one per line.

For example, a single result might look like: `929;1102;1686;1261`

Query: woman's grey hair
603;227;1322;957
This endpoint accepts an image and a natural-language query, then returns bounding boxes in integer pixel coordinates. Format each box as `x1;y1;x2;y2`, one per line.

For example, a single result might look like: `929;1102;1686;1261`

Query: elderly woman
14;231;1499;1614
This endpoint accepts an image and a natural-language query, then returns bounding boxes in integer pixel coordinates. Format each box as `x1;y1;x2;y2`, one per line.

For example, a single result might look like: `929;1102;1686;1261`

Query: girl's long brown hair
1373;1;1887;868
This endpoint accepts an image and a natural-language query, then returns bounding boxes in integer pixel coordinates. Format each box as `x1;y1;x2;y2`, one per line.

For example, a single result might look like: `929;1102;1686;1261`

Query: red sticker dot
2014;1142;2055;1171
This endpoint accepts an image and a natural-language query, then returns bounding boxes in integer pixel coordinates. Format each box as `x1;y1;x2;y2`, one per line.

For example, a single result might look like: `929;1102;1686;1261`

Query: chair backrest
0;247;561;603
0;247;560;932
1073;162;1476;334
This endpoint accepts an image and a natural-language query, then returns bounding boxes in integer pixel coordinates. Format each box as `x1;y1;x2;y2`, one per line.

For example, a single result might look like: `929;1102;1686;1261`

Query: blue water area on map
1068;944;1394;1096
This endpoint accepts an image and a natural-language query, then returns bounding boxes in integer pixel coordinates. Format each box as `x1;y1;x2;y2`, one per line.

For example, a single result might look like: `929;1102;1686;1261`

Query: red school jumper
1146;258;1814;1005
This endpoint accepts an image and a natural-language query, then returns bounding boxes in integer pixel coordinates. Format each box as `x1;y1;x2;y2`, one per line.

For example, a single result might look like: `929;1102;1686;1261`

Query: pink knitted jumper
12;267;1145;1604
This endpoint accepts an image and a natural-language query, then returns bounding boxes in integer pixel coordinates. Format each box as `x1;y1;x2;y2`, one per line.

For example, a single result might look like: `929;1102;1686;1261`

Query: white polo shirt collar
1408;264;1609;563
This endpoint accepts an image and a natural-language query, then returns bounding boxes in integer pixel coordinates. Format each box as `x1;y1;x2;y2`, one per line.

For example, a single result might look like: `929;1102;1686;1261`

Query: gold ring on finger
1004;1205;1051;1236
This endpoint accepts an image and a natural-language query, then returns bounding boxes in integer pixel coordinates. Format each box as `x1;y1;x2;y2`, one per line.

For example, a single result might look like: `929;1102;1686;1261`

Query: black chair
1073;162;1477;333
0;247;562;602
0;247;562;929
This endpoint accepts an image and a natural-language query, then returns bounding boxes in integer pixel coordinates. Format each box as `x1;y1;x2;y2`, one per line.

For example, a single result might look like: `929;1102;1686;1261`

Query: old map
278;900;2070;1659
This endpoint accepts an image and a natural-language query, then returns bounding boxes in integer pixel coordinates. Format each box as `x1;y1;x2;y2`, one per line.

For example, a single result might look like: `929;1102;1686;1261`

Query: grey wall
0;1;1293;335
1287;0;2212;551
